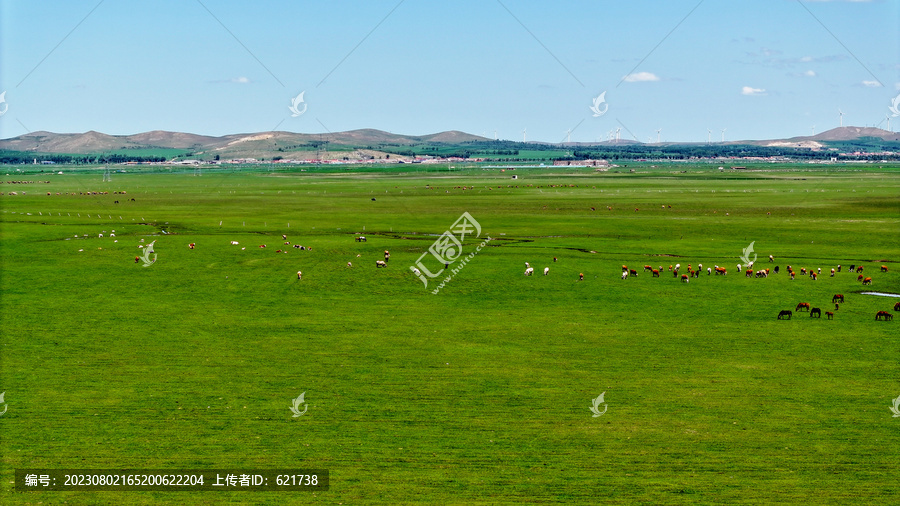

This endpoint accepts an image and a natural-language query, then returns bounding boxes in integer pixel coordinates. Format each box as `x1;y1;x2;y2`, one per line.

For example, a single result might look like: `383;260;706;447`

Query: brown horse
796;302;810;312
894;301;900;312
880;265;888;272
832;294;844;303
825;312;834;320
875;311;893;321
651;269;660;277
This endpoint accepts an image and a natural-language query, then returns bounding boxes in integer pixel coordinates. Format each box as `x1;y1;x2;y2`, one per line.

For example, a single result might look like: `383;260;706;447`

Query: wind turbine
707;129;712;145
656;129;661;143
566;129;571;143
615;127;621;143
523;128;527;143
887;115;892;132
811;125;815;136
494;130;498;140
839;109;843;128
721;128;726;142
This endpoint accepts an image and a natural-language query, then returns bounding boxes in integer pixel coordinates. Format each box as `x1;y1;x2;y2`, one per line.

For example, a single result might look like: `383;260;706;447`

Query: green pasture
1;165;899;504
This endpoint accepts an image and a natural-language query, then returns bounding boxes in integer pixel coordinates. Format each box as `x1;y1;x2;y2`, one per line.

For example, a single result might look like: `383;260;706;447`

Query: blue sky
1;0;897;142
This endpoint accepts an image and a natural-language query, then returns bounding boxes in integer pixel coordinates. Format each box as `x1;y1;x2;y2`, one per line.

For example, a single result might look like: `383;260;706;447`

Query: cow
832;294;844;304
774;266;780;274
376;260;387;268
796;302;810;312
643;265;653;272
857;274;864;282
715;267;727;275
384;250;390;262
629;269;638;277
681;274;689;283
348;262;353;268
875;311;893;321
849;264;855;272
778;310;792;320
769;255;774;262
652;269;660;277
862;277;872;285
296;271;302;280
836;265;841;272
673;270;679;278
746;269;753;278
881;265;888;272
810;307;821;318
810;272;817;280
623;265;629;272
830;268;835;277
894;301;900;311
134;256;140;263
544;267;550;276
188;243;195;249
579;273;584;281
856;266;864;273
356;236;366;242
800;268;806;275
825;312;834;320
707;267;712;275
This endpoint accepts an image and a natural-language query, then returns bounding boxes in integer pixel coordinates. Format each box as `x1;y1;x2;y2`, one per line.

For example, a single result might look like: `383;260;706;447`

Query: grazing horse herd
619;256;895;323
771;263;895;322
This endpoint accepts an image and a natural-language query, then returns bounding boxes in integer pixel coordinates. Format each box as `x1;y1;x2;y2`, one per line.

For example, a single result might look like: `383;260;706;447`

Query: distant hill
0;129;490;157
2;127;898;163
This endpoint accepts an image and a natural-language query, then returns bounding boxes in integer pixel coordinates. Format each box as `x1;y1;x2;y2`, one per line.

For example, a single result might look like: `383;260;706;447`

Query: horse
880;265;888;272
795;302;810;312
778;310;792;320
875;311;893;321
810;307;821;318
825;312;834;320
832;294;844;304
862;277;872;285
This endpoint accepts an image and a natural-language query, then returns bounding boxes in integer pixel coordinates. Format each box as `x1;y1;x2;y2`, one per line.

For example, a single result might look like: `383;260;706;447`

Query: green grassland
1;164;899;504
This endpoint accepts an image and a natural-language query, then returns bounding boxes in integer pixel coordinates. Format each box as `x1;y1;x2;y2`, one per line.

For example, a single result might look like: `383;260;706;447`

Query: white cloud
741;86;766;96
231;77;251;84
623;72;660;82
861;80;882;87
804;70;817;77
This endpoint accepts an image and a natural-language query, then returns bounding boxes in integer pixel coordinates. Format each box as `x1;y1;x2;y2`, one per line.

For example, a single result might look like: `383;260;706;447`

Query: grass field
1;164;899;504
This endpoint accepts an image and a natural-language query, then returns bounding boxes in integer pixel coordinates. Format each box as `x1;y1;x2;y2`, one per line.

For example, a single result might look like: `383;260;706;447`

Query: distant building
553;159;609;167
